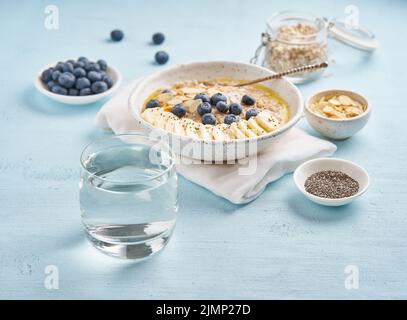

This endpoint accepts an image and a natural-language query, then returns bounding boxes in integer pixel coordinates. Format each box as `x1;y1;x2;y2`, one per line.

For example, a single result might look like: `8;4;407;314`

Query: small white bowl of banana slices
129;61;303;162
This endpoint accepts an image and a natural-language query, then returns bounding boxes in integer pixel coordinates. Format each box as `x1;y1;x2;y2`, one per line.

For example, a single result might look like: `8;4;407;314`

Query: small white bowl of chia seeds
293;158;370;206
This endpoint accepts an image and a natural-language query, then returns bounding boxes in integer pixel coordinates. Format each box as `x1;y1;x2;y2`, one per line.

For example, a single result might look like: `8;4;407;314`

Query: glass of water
79;133;178;259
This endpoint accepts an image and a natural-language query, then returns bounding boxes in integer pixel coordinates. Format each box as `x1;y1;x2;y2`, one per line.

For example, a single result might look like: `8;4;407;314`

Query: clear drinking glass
79;134;178;259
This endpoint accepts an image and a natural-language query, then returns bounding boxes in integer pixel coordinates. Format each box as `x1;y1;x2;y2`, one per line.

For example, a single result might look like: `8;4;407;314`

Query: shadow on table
286;192;360;223
22;86;106;117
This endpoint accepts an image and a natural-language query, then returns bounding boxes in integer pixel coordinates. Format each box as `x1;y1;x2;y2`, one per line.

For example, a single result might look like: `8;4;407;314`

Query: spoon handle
235;62;328;87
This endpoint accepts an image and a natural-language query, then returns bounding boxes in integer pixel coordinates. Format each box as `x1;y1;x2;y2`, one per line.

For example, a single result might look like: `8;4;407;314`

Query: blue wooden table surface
1;0;406;299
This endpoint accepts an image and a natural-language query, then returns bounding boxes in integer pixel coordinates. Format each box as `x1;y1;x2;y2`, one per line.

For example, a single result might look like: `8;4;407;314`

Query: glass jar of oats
251;11;378;84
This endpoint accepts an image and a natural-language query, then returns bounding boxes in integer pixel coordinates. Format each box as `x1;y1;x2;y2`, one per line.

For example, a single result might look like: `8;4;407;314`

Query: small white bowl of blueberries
35;57;122;105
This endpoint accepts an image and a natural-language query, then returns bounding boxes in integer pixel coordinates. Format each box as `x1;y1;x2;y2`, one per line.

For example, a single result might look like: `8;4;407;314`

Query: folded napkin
95;80;336;204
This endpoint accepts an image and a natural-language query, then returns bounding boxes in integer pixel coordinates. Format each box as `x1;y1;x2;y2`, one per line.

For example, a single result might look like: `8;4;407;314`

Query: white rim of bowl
34;61;122;101
293;157;370;202
129;60;304;145
305;89;370;122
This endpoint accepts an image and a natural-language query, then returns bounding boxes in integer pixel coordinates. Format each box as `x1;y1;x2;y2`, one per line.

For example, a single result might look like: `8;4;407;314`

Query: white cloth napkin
95;80;336;204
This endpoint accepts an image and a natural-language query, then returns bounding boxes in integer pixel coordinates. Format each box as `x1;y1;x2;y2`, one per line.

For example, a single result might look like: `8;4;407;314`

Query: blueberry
58;72;76;88
51;70;61;81
197;102;212;116
216;101;229;113
87;71;102;82
155;51;169;65
161;89;172;94
56;62;73;73
79;88;92;96
245;108;258;120
202;113;216;125
55;62;65;72
41;68;54;82
91;81;108;94
152;32;165;45
110;29;124;41
210;93;227;106
224;114;238;125
66;59;76;65
194;93;210;103
51;85;68;95
73;67;86;78
87;63;101;72
75;77;91;90
78;57;89;65
68;88;79;96
102;75;114;88
62;62;74;73
47;80;56;89
97;59;107;71
100;71;106;77
83;63;92;71
171;104;186;118
229;103;243;115
146;99;160;109
75;61;85;68
241;95;255;106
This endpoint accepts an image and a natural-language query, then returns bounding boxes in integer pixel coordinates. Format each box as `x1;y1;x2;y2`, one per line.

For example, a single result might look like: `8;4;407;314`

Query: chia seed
304;170;359;199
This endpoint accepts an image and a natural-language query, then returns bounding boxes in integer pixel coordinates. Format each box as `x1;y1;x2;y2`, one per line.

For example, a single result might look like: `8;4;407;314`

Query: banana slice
256;111;281;132
154;112;167;129
230;122;247;139
218;124;232;141
198;124;214;140
172;119;185;136
247;117;266;136
185;124;200;140
212;125;228;141
237;120;257;138
141;108;156;124
165;119;174;132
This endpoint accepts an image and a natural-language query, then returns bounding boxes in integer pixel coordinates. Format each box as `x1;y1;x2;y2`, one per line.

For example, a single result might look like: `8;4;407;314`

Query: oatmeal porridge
141;79;290;141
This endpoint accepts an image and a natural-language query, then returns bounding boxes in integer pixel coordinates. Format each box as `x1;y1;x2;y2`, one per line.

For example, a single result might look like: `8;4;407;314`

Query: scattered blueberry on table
110;29;124;42
41;57;114;96
202;113;217;125
155;51;169;65
152;32;165;45
171;103;186;118
197;102;212;116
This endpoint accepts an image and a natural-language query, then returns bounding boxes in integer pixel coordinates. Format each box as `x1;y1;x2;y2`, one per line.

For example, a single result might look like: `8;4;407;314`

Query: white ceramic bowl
293;157;369;206
34;61;122;105
304;89;371;140
129;61;303;161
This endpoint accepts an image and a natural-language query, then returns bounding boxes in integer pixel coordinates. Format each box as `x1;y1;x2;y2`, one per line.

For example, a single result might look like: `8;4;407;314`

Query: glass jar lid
327;18;378;51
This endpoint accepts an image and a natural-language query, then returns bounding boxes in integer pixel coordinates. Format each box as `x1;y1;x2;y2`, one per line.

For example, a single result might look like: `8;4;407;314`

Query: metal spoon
233;62;328;87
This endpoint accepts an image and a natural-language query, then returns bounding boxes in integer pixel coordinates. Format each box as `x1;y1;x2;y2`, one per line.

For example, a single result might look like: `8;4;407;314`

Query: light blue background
0;0;406;299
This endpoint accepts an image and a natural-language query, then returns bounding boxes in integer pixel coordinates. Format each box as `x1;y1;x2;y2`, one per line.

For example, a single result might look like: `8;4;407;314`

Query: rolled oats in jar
256;11;327;83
